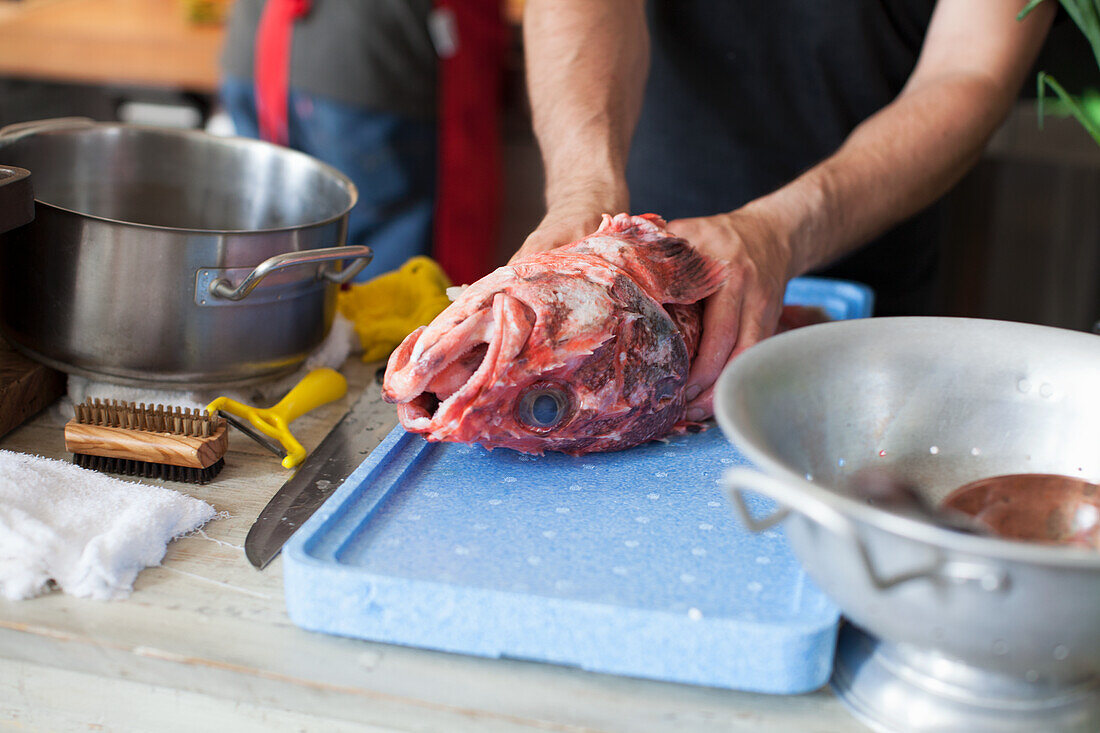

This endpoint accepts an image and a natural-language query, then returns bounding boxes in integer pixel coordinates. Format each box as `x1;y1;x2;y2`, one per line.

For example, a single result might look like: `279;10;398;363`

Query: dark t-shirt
221;0;437;120
627;0;939;315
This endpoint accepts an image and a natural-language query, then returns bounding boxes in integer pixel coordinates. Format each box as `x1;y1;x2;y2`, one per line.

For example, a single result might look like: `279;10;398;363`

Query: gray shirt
221;0;437;119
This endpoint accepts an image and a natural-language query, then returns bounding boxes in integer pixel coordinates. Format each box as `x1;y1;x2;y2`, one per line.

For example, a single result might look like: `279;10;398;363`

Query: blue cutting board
283;277;872;694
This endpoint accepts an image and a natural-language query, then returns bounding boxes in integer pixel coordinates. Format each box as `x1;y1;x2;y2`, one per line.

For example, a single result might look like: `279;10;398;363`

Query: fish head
382;257;691;454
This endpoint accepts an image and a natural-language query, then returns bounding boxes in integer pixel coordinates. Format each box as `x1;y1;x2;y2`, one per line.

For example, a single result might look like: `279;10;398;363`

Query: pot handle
0;117;97;141
724;467;1010;593
207;245;373;301
0;166;34;234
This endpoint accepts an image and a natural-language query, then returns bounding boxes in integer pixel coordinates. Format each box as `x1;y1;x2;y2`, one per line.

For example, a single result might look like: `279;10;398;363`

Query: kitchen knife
244;386;382;569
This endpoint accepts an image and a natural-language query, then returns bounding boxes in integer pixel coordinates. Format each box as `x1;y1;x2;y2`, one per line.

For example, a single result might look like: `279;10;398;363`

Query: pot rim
715;316;1100;570
0;121;359;235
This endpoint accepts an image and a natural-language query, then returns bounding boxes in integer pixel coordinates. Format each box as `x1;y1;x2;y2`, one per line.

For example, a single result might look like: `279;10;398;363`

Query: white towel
0;451;215;601
65;312;358;416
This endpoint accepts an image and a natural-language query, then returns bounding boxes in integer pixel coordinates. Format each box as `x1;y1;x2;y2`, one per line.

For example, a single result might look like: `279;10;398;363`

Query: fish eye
516;384;571;432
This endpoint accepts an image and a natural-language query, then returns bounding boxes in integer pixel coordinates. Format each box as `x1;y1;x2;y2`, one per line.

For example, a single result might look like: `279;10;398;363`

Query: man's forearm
523;0;648;211
758;74;1012;277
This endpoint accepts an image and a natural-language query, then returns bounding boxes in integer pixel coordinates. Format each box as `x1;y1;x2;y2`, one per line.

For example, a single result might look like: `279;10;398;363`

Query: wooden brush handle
64;421;228;469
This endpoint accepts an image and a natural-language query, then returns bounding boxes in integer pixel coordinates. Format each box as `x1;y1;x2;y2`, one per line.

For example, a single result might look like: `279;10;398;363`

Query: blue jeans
221;77;436;278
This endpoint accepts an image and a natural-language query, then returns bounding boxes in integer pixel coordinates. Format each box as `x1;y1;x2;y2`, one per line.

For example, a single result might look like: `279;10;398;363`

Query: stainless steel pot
714;317;1100;732
0;118;371;388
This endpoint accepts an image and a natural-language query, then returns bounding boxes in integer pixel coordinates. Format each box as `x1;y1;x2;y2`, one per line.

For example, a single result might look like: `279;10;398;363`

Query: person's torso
629;0;934;215
627;0;939;314
221;0;437;119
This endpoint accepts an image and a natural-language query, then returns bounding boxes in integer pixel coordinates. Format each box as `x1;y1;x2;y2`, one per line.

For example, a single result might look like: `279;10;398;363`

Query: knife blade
244;386;383;569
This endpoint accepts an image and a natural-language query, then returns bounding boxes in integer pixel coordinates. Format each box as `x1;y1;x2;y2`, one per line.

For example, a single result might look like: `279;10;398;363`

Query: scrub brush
64;399;229;484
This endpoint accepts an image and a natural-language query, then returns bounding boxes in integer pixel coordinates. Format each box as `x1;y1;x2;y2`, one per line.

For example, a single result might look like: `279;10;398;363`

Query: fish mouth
383;292;535;439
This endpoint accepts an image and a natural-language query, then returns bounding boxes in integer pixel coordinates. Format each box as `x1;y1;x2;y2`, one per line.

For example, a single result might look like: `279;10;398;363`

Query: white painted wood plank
0;659;401;733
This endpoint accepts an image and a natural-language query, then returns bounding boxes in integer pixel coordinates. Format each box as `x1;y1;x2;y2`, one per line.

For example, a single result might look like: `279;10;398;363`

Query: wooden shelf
0;0;225;92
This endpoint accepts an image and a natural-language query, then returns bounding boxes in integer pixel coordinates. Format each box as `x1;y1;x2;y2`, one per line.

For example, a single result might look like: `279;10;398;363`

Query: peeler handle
206;368;348;470
268;367;348;426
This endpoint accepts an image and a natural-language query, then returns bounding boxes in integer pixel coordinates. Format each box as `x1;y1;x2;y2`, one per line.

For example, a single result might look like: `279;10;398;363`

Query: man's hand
667;209;793;421
511;185;628;263
513;208;602;263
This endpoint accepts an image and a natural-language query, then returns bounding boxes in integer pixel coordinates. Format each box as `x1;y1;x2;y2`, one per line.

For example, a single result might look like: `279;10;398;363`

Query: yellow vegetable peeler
206;368;348;469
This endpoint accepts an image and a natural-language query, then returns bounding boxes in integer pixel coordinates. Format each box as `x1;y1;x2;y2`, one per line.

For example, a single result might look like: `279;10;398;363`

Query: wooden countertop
0;0;225;92
0;357;863;732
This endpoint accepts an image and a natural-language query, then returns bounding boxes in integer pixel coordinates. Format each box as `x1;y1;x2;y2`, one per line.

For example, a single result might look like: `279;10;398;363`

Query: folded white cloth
0;451;215;601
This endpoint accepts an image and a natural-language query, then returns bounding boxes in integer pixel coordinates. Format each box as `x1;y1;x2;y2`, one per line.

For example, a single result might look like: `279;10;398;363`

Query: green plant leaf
1081;88;1100;124
1017;0;1049;21
1020;1;1100;69
1033;87;1100;125
1037;72;1100;145
1020;1;1100;144
1079;0;1100;69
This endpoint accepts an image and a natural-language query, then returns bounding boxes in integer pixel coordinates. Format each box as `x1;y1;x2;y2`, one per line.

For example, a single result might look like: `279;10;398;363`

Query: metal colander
715;317;1100;732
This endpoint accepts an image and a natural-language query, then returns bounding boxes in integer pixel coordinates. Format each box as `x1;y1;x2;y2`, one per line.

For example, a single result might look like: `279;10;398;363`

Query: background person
220;0;438;276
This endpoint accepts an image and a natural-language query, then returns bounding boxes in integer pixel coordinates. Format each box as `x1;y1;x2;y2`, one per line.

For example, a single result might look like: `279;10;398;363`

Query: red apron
254;0;312;145
431;0;507;285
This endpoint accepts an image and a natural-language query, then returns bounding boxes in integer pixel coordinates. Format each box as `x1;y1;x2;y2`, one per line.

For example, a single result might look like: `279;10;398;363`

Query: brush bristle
73;453;225;485
73;398;225;437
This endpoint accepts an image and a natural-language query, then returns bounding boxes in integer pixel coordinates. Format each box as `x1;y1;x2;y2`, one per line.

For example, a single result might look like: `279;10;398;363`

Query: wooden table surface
0;358;864;732
0;0;225;92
